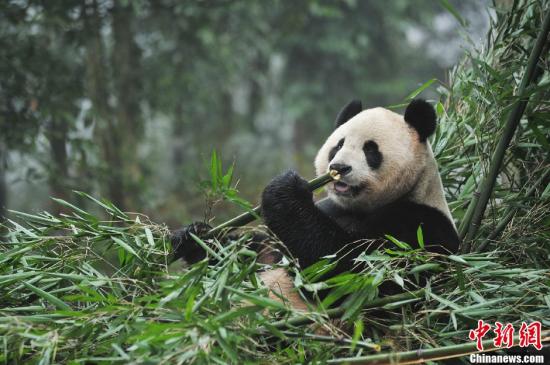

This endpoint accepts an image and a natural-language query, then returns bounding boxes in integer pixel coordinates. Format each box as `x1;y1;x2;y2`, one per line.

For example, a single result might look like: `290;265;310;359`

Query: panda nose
329;163;352;176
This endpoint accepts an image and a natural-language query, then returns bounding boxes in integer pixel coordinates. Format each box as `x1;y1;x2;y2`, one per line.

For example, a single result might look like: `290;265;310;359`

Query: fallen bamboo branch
264;289;426;331
326;330;550;364
281;330;381;351
460;8;550;249
205;170;339;237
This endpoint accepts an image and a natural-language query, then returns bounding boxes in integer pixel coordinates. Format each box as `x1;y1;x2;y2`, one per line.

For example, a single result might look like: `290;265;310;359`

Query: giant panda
171;99;460;311
258;99;459;308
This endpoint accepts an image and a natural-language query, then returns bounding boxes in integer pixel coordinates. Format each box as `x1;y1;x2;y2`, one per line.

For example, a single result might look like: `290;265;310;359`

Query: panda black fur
172;99;459;311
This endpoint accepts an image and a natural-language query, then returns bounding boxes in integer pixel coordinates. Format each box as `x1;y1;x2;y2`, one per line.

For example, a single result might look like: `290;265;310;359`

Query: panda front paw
262;170;313;215
170;221;212;264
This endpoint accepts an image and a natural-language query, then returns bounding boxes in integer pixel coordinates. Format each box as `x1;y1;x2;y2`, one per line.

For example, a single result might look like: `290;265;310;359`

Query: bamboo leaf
405;78;437;99
438;0;467;27
416;225;425;249
225;287;288;311
112;237;139;259
22;282;71;311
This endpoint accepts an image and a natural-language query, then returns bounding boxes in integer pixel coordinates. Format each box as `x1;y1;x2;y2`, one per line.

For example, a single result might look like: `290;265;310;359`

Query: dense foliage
1;197;548;363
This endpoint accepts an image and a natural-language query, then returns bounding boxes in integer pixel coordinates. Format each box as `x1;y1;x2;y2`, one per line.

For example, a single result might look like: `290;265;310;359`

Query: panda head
315;99;438;211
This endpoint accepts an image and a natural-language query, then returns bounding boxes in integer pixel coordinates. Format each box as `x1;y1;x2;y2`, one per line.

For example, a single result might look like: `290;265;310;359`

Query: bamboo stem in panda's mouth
205;171;339;238
329;169;341;181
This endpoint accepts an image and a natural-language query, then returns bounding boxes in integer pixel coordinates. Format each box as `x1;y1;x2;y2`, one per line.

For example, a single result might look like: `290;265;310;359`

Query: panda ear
335;99;362;128
404;99;437;142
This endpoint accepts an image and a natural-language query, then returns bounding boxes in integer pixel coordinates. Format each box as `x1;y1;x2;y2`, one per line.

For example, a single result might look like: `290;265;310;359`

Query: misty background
1;0;491;228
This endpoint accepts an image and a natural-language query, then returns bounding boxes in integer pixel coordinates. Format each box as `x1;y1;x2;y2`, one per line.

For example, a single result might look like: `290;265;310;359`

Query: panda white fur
172;99;459;312
258;99;459;310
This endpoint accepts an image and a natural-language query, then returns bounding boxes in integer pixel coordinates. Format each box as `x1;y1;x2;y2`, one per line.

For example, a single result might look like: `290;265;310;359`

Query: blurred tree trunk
83;0;125;209
220;91;234;144
46;118;70;215
172;103;185;167
248;57;265;133
112;2;143;210
0;142;6;224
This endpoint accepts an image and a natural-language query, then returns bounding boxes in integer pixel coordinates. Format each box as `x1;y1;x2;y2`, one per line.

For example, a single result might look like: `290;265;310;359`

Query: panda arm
369;202;460;254
261;171;359;272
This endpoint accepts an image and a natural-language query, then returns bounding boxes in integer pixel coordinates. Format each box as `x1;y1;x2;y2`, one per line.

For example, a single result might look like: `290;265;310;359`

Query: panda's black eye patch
328;138;345;162
363;140;382;169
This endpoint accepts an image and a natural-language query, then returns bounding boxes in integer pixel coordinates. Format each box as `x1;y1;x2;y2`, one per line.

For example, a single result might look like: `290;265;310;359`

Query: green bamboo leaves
460;7;550;248
2;189;549;363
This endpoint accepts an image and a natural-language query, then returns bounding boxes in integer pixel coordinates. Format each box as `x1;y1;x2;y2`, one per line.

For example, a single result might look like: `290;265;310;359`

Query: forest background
0;0;491;228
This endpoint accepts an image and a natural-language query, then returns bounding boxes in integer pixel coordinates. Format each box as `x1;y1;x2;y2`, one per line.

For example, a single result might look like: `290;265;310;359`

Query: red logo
469;320;542;351
493;322;514;348
469;320;492;351
519;321;542;350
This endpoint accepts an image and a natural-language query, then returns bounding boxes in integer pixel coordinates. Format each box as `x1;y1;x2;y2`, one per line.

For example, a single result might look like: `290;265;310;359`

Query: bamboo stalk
205;171;338;237
282;331;381;351
326;330;550;364
460;8;550;248
267;289;425;330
